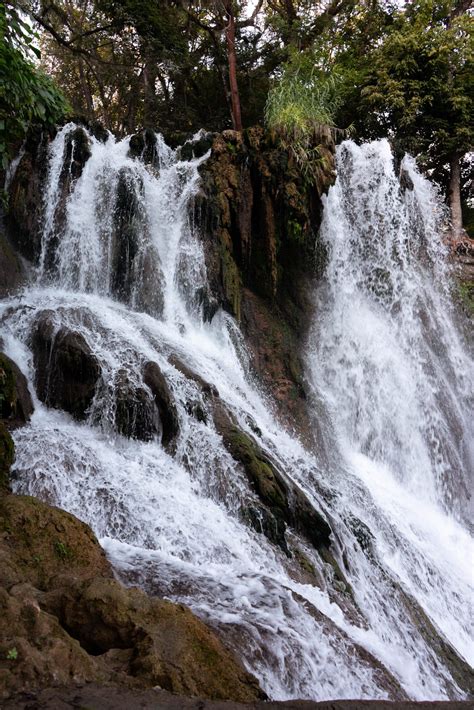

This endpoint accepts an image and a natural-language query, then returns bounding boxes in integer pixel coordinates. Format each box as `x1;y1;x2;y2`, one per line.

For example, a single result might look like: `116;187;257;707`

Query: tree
0;1;69;169
357;0;473;235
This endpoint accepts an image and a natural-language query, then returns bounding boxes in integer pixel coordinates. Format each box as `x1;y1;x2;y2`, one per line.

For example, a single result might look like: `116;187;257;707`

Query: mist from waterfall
1;125;472;701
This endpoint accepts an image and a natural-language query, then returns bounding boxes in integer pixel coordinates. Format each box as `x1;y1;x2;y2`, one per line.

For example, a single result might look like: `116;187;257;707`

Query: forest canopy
1;1;473;232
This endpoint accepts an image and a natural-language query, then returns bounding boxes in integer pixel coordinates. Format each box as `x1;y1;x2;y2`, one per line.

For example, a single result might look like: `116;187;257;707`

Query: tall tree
357;0;473;235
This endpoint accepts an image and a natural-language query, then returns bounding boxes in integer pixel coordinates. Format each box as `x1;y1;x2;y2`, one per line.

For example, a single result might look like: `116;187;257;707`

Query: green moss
54;539;73;560
220;245;241;321
226;427;287;512
287;218;305;244
458;280;474;316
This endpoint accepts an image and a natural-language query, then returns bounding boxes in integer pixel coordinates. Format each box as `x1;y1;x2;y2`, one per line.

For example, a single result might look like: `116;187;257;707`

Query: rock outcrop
32;311;100;420
197;127;334;439
0;351;264;703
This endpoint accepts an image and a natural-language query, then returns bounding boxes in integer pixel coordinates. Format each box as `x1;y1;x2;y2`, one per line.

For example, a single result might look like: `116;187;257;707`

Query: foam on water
1;130;472;701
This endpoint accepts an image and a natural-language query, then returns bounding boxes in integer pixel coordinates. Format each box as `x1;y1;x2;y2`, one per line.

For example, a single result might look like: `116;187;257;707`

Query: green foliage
264;52;341;185
6;647;18;660
54;539;72;560
265;53;341;134
358;2;473;166
0;3;69;168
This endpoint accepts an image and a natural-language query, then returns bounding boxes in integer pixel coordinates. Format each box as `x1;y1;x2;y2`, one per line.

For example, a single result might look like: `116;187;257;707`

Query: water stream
1;125;472;701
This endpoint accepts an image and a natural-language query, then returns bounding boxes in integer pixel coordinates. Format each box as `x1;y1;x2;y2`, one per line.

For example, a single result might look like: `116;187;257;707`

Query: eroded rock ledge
4;685;473;710
0;357;264;704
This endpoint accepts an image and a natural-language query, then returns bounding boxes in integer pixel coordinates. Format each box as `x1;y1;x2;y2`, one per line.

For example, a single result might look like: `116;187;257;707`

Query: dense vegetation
2;1;473;232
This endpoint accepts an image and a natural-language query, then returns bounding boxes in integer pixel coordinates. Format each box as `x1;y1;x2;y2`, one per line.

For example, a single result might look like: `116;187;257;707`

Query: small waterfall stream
1;125;472;701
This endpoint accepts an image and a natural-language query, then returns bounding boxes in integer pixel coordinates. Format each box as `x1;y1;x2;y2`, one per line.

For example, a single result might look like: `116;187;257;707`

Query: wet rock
178;132;214;162
62;126;91;182
0;424;14;492
399;167;414;192
114;369;160;442
6;131;49;264
243;505;289;556
169;356;219;399
128;129;157;164
143;361;179;448
0;353;34;430
196;286;219;322
48;576;264;701
111;168;164;317
214;405;332;555
32;313;100;420
0;222;25;298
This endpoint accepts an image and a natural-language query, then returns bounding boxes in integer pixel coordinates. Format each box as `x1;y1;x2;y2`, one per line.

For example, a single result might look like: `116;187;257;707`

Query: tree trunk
224;3;243;131
448;153;463;238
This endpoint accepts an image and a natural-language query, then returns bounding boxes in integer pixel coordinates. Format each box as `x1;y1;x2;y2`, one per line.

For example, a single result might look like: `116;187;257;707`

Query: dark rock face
128;129;158;164
178;132;215;161
213;402;332;556
0;220;25;298
32;313;100;419
6;129;51;264
114;369;161;441
143;361;179;448
7;125;92;274
111;167;164;317
62;126;92;181
197;127;334;438
0;353;34;430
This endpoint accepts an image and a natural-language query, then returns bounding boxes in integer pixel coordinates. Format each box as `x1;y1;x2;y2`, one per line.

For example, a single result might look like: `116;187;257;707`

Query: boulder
213;404;332;555
111;363;179;447
0;353;34;429
128;129;158;164
143;361;179;448
114;369;160;441
0;494;113;591
49;577;264;701
0;493;264;702
32;313;100;420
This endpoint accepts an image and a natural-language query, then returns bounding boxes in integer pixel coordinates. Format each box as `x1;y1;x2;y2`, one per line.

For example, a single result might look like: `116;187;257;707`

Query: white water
1;128;472;700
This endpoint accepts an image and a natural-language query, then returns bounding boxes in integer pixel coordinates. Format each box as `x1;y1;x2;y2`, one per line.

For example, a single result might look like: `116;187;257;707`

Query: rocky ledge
4;685;473;709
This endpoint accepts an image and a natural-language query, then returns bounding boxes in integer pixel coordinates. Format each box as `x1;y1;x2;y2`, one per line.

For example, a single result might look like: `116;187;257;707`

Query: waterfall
1;128;472;701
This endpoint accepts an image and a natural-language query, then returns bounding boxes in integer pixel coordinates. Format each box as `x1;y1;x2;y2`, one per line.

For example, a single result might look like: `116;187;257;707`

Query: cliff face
196;127;334;437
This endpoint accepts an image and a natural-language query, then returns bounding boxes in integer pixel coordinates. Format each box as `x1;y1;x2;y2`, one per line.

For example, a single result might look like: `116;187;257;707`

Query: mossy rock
224;426;287;513
52;577;265;702
0;495;113;591
0;423;14;493
214;406;332;555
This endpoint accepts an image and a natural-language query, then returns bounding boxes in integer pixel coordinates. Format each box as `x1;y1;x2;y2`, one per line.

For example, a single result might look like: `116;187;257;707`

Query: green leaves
0;3;70;169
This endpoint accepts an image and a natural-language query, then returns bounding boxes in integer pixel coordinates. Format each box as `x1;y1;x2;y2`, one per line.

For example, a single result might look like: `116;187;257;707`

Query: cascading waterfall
1;126;472;701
